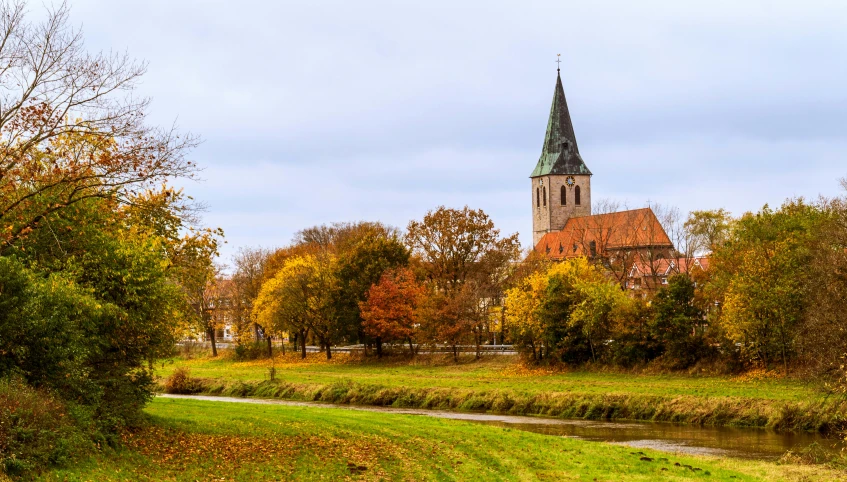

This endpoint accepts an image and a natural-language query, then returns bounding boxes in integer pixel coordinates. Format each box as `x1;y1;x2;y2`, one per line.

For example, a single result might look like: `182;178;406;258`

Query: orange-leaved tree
360;267;423;357
406;206;520;360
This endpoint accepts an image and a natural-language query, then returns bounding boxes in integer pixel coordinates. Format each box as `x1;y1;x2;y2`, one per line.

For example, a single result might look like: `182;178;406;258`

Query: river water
157;394;843;460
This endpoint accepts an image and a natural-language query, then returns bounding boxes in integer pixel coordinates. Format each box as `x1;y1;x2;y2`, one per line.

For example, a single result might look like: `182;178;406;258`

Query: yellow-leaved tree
253;254;339;359
504;269;548;359
506;257;628;363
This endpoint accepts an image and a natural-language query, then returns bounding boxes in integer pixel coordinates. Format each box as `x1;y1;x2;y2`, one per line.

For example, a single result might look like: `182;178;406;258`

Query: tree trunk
209;327;218;357
408;338;415;357
325;341;332;360
588;337;597;363
452;344;458;363
300;328;307;359
376;337;383;358
267;335;273;358
475;332;481;360
281;335;286;355
252;322;260;342
780;329;788;374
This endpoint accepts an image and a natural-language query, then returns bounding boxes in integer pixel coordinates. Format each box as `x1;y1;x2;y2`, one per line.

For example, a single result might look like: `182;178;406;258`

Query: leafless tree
231;246;273;344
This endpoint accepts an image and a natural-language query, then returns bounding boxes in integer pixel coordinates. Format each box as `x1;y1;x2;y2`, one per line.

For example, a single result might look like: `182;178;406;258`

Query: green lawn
39;397;843;481
156;353;817;402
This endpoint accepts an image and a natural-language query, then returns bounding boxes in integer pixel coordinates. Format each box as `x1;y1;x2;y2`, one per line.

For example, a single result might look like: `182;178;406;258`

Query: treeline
223;206;520;361
226;184;847;379
0;4;220;476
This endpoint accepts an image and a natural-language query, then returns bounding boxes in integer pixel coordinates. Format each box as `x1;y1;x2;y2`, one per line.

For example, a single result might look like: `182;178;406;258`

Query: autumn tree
0;2;198;251
254;254;339;359
0;2;216;444
505;258;628;364
685;209;733;254
709;201;823;371
801;179;847;378
333;229;409;346
504;268;548;359
406;206;520;360
231;247;272;347
360;267;423;357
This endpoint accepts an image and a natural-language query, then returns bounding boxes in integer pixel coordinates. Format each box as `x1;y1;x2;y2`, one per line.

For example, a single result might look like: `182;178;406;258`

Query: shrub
234;341;269;361
163;367;201;394
0;379;92;477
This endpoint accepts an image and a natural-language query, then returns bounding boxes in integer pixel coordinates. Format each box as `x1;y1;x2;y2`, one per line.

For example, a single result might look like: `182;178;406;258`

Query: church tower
531;65;592;246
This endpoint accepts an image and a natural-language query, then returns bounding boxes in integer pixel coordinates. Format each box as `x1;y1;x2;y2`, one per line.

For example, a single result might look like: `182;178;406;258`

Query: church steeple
530;69;591;177
530;61;593;247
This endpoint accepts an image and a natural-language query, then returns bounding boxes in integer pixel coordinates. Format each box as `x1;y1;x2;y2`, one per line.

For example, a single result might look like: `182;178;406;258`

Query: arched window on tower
536;188;541;208
560;185;567;205
543;186;547;207
575;185;581;205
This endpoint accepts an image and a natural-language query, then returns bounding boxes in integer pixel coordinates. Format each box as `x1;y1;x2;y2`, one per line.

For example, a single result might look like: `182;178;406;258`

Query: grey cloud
68;0;847;261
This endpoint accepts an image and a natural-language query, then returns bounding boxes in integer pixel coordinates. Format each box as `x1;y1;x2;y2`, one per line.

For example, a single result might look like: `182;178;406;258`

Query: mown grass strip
165;376;847;434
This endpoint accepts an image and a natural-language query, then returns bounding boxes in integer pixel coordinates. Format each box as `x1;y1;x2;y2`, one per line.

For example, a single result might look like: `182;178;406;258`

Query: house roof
530;71;591;178
535;207;674;260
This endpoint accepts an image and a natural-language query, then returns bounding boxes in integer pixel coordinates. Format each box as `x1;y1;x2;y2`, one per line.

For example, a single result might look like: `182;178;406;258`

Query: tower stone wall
532;175;591;246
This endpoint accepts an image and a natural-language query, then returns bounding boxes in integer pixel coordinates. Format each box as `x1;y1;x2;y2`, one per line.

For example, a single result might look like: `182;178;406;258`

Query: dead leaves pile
499;362;561;378
120;426;397;480
731;368;785;382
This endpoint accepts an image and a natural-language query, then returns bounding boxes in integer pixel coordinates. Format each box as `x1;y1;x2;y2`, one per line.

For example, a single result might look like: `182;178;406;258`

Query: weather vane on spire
556;53;561;72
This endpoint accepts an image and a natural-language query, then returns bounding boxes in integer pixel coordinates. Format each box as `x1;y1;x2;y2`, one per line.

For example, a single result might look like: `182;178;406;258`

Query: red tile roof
535;208;674;260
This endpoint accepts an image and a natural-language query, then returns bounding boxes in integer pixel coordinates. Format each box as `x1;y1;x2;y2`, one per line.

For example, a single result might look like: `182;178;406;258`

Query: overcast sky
70;0;847;260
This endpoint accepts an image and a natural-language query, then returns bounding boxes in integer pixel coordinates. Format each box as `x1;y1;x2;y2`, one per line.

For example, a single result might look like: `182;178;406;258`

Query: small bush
163;367;201;394
234;342;269;361
0;378;92;477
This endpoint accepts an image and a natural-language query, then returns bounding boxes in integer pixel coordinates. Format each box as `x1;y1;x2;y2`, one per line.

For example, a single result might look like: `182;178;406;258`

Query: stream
157;394;843;460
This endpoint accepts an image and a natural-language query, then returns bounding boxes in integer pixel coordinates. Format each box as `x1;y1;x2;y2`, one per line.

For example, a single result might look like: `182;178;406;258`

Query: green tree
800;183;847;376
709;201;823;371
650;274;708;368
334;232;409;347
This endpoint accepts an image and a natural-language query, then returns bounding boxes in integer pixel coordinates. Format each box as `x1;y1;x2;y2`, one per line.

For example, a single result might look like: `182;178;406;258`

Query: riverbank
38;397;844;481
155;352;847;434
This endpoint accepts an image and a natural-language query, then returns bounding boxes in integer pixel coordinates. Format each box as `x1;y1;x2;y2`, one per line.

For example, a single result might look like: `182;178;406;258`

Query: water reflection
477;419;843;459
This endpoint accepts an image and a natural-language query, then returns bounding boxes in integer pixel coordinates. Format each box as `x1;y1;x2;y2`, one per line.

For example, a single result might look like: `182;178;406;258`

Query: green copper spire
530;69;591;177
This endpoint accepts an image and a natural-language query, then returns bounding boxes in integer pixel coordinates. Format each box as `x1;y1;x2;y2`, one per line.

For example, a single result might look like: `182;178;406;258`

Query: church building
531;67;674;271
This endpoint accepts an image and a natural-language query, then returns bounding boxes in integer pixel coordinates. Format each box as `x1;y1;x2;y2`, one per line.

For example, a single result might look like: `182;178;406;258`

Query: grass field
39;397;844;481
157;353;816;401
154;352;845;433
